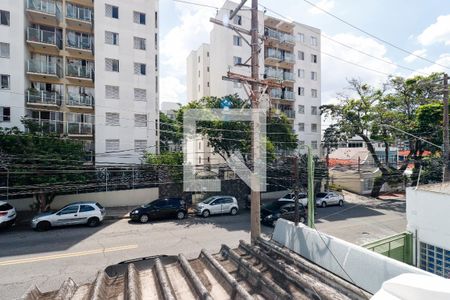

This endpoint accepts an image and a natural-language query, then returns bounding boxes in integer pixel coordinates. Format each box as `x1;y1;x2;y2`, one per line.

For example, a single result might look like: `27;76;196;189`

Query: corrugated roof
22;238;371;300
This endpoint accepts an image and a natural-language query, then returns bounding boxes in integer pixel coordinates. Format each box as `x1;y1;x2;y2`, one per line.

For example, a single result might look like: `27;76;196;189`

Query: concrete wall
272;219;433;294
8;187;159;211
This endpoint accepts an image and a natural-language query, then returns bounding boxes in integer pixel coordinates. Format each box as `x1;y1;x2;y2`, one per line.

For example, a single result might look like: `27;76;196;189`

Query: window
155;33;158;49
0;107;10;122
419;242;450;278
233;56;242;65
298;87;304;96
311;123;318;132
298;105;305;114
134;140;147;151
134;63;146;75
198;70;200;77
0;10;10;26
135;114;147;127
155;54;158;70
298;123;305;132
207;52;209;57
311;54;318;63
106;139;120;152
155;11;158;28
233;35;242;46
311;36;318;46
59;205;79;215
234;15;242;25
297;69;304;78
207;67;210;72
311;141;318;150
0;43;9;58
311;71;318;81
134;88;147;101
105;31;119;45
311;89;318;98
298;33;304;43
133;11;146;25
105;4;119;19
79;205;95;212
298;140;305;147
105;112;120;126
198;56;200;63
133;37;146;50
298;51;304;60
105;58;119;72
0;75;10;89
105;85;119;99
207;82;210;87
311;106;318;115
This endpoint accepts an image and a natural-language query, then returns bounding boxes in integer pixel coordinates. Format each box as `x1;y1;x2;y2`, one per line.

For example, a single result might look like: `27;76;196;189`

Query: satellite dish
258;93;270;110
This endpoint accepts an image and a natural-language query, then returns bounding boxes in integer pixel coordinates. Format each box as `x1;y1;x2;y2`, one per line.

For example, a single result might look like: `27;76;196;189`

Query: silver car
195;196;239;218
316;192;344;208
31;202;105;231
0;201;16;228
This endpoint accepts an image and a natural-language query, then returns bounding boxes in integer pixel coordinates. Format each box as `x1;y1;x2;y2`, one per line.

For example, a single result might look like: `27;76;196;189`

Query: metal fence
363;232;413;265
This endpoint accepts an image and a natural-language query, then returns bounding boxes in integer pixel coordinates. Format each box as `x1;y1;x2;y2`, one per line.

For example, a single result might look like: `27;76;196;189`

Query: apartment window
207;67;210;72
0;10;10;26
298;87;304;96
207;52;209;57
134;88;147;101
233;35;242;46
234;15;242;25
311;141;318;150
311;36;318;47
105;31;119;45
105;4;119;19
311;106;318;115
155;12;158;28
135;140;147;152
0;43;10;58
298;105;305;114
134;63;146;75
155;54;158;70
311;89;318;98
105;85;119;99
105;113;120;126
298;140;305;147
133;37;146;50
134;11;146;25
311;71;318;81
198;70;200;77
135;114;147;127
0;107;10;122
207;82;210;87
311;123;318;132
155;33;158;49
297;69;304;78
233;56;242;65
0;75;10;89
298;123;305;132
298;33;304;43
105;58;119;72
298;51;304;60
106;139;120;152
311;54;318;63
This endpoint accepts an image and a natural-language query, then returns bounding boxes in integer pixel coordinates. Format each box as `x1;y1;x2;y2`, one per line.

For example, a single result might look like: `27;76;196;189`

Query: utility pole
443;73;449;181
306;146;315;227
292;156;300;226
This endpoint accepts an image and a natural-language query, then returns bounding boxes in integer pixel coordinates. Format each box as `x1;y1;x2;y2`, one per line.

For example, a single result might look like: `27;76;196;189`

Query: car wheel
299;216;305;224
87;217;100;227
176;211;186;220
230;208;238;215
139;214;149;223
36;221;51;231
202;210;210;218
321;201;327;208
338;200;344;207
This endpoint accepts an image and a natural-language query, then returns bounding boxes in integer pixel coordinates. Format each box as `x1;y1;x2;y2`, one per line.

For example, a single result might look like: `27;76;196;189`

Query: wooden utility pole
443;73;449;181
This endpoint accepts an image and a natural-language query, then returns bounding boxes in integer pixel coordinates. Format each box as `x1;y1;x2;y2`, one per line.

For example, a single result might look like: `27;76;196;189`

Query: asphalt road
0;194;406;299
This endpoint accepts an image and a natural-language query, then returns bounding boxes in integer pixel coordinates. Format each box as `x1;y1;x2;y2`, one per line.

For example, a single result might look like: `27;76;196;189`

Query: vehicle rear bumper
0;217;16;228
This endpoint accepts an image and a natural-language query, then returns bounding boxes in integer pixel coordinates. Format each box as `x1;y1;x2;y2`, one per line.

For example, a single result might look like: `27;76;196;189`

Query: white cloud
413;53;450;75
417;14;450;46
160;76;187;103
308;0;335;15
403;49;427;63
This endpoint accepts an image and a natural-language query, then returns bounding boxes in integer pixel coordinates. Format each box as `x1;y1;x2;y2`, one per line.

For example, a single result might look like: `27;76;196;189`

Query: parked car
129;198;187;223
261;200;307;227
195;196;239;218
31;202;105;231
278;192;308;206
315;192;344;208
0;201;16;229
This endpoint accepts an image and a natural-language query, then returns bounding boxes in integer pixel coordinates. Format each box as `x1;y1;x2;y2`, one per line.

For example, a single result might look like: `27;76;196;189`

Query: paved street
0;193;406;299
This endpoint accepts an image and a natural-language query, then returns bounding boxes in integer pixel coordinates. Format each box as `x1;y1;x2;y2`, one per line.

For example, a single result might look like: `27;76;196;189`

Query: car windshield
143;199;159;208
202;197;218;204
262;201;285;211
316;193;328;198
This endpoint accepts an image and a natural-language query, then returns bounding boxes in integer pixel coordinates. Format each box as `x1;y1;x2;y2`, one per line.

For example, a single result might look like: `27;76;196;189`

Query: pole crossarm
229;0;248;20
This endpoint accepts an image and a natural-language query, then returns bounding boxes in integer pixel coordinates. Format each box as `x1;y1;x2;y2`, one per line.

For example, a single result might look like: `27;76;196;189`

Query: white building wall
0;0;25;130
187;43;210;102
94;0;159;164
186;50;197;102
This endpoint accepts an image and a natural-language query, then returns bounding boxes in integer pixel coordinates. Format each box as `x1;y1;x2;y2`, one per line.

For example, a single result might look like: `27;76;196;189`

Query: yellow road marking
0;244;138;266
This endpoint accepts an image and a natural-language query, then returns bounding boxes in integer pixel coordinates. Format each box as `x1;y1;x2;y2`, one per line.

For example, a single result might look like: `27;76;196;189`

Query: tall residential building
0;0;159;164
186;0;322;154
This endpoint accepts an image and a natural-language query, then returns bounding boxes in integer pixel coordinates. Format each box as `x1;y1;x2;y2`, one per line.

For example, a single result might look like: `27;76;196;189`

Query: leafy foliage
159;111;182;153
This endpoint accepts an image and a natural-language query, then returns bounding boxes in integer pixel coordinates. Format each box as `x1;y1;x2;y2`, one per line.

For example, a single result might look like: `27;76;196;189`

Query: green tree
322;124;343;190
159;111;182;153
144;151;183;183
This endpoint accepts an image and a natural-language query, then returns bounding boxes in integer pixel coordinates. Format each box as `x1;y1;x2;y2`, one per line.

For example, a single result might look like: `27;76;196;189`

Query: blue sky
159;0;450;105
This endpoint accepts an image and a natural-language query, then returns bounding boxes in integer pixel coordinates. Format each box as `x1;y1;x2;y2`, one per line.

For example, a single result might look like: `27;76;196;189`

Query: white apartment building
0;0;159;164
187;0;322;155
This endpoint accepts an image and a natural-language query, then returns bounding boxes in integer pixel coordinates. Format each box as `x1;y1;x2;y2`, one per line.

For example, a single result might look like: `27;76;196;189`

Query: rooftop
23;238;370;300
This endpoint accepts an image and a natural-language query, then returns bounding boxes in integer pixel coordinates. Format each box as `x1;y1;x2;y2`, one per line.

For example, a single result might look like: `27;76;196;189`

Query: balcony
66;64;94;82
27;27;62;54
66;4;93;32
270;88;282;99
282;110;295;119
26;89;61;106
283;90;295;100
280;52;295;68
66;93;94;108
27;59;62;80
283;72;295;82
67;0;94;8
28;118;64;134
265;48;282;65
264;68;282;81
67;122;93;136
280;33;295;45
26;0;61;26
66;33;93;59
264;27;280;41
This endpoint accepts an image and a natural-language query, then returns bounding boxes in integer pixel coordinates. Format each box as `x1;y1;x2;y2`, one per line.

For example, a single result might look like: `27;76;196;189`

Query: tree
145;151;183;183
159;112;182;153
322;125;343;190
0;122;90;211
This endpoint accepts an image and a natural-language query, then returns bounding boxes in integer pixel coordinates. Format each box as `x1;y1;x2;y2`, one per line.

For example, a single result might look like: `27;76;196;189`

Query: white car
315;192;344;208
278;192;308;206
195;196;239;218
31;202;106;231
0;201;16;228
